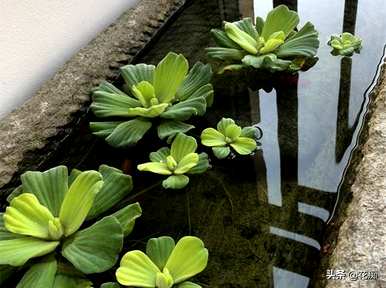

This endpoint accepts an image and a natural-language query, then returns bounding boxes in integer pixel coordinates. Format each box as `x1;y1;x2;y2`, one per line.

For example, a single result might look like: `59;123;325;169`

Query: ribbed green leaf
162;175;190;189
120;63;155;93
116;250;159;287
161;97;206;121
146;236;175;270
261;4;299;39
217;118;235;135
0;237;59;266
213;147;231;159
176;62;212;101
224;22;258;54
91;90;141;118
101;283;121;288
201;128;226;147
105;119;152;147
241;126;258;138
158;120;194;141
6;185;23;203
0;213;22;240
230;137;257;155
17;256;57;288
171;133;197;162
59;171;103;237
177;282;202;288
53;274;92;288
21;166;68;216
175;153;199;175
242;54;291;71
87;165;133;220
62;216;123;274
255;16;265;34
90;121;123;138
138;162;172;175
110;202;142;236
210;29;242;49
153;52;189;103
4;194;57;240
165;236;208;284
206;47;246;61
224;124;242;140
234;17;259;39
126;103;169;118
95;81;128;96
187;153;211;174
277;22;319;58
149;147;171;162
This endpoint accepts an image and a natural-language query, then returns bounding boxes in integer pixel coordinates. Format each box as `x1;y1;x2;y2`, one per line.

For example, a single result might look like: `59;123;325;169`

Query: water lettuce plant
0;165;142;287
328;32;362;56
138;133;210;189
90;52;214;147
201;118;259;159
206;5;319;73
115;236;208;288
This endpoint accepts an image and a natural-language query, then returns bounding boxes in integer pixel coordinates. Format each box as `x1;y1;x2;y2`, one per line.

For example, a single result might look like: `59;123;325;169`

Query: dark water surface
4;0;383;287
124;0;385;287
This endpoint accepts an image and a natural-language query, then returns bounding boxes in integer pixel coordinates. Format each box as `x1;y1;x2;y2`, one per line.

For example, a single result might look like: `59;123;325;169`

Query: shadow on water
3;0;384;287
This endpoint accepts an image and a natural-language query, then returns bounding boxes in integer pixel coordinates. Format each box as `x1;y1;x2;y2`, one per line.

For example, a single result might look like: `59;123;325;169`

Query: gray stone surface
0;0;183;188
326;71;386;288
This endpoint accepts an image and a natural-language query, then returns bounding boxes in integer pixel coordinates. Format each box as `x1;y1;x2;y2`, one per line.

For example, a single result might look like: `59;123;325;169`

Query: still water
121;0;385;287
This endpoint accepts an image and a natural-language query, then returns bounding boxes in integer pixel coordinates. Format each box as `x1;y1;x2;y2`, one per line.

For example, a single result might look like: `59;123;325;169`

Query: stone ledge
0;0;184;189
325;64;386;287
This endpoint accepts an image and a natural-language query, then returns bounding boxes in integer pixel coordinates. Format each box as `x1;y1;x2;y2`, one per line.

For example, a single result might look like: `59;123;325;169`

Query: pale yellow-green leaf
216;118;235;135
132;81;157;108
230;137;257;155
224;22;258;54
0;237;59;266
137;162;172;175
174;153;199;175
201;128;226;147
116;250;160;287
170;133;197;162
154;52;189;103
59;171;103;237
224;124;242;140
4;194;55;240
165;236;208;284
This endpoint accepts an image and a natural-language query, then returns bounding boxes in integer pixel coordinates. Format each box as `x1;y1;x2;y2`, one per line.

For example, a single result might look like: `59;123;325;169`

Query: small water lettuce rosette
0;165;142;287
115;236;208;288
201;118;260;159
90;52;214;147
206;5;319;73
137;133;211;189
328;32;362;56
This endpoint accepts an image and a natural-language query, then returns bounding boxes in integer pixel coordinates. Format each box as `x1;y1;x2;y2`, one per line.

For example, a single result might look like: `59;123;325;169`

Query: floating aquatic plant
138;133;211;189
201;118;259;159
115;236;208;288
90;52;214;147
0;165;142;287
328;32;362;56
206;5;319;73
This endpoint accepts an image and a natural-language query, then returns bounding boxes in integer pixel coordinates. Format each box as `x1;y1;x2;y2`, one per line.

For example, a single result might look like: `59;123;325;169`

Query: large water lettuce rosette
207;5;320;73
90;52;214;147
0;165;142;287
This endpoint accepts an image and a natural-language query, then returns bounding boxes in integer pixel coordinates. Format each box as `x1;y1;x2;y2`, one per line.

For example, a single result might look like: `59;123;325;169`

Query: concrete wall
0;0;138;118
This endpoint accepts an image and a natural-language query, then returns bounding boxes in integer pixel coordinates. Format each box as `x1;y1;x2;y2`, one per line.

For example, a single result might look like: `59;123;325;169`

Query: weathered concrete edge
325;62;386;287
0;0;184;188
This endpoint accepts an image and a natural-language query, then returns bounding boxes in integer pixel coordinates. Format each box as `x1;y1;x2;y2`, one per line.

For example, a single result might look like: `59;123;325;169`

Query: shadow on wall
0;0;139;119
